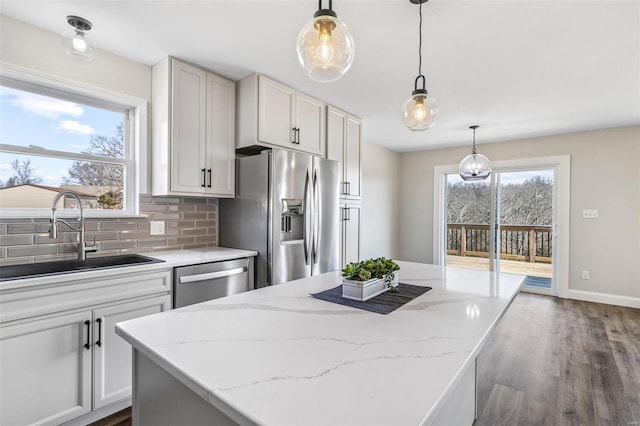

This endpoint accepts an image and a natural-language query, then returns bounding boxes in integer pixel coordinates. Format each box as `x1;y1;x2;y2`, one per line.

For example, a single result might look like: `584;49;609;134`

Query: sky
0;85;123;187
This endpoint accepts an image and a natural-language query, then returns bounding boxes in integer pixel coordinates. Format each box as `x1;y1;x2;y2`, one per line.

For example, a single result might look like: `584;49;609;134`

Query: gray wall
361;143;401;260
398;125;640;299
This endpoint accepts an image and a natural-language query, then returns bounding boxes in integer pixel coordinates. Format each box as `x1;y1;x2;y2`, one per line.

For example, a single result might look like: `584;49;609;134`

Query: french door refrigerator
219;149;339;288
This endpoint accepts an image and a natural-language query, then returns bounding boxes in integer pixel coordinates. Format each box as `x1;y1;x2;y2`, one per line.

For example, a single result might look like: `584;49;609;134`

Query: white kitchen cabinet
152;57;235;197
327;105;361;200
238;74;325;156
0;269;172;426
340;202;361;268
0;311;92;426
93;296;170;409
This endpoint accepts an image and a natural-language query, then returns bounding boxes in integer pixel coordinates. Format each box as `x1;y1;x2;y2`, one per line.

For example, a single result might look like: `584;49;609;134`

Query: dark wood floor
475;293;640;426
90;407;131;426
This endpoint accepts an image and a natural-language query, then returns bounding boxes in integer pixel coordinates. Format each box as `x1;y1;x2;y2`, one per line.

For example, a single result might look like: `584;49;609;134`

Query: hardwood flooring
89;407;131;426
475;293;640;426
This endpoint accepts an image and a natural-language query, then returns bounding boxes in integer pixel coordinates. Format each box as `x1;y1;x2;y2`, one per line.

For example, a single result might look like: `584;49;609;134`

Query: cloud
2;88;84;119
57;120;95;135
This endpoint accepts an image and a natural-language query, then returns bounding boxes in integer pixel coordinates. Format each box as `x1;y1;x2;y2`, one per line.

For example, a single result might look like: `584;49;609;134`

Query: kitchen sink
0;254;164;281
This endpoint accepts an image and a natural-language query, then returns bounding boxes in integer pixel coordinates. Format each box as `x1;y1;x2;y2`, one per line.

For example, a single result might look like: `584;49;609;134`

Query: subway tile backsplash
0;195;218;266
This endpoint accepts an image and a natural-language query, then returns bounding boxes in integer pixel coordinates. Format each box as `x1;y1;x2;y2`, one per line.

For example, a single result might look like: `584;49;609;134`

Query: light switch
150;221;165;235
582;209;599;219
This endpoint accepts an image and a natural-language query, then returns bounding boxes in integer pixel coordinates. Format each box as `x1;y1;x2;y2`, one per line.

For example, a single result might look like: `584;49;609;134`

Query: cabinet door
344;115;362;199
327;106;346;192
93;295;171;409
171;59;207;193
206;73;236;197
1;311;92;426
341;204;361;267
258;76;295;147
295;92;325;156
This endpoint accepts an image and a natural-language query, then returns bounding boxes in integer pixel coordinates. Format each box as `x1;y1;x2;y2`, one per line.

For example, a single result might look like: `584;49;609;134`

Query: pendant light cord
472;127;477;154
418;1;423;77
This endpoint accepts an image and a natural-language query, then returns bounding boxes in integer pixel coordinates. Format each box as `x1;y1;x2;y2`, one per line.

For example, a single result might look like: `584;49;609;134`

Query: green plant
341;257;400;291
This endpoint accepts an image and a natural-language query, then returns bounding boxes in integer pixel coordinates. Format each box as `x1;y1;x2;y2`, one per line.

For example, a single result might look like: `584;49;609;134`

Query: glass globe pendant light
459;125;492;181
401;0;438;131
296;0;355;83
62;16;96;60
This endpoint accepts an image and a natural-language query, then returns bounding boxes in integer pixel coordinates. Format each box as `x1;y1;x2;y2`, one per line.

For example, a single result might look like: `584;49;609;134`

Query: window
0;77;137;214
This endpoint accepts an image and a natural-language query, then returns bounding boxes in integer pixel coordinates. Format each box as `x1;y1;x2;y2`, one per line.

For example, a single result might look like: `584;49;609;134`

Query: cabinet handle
292;127;297;144
346;182;351;195
207;169;212;188
296;128;300;144
96;318;103;347
201;168;206;187
346;207;351;221
84;320;91;350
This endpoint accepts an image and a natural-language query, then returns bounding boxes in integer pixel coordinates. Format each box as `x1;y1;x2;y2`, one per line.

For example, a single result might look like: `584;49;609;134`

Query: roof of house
0;184;96;198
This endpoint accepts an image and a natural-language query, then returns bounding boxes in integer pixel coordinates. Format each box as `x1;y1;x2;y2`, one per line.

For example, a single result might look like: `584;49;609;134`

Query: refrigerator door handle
303;169;311;265
312;169;320;265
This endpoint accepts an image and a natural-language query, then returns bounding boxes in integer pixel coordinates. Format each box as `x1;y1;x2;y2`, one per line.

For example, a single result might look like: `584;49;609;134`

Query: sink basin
0;254;165;281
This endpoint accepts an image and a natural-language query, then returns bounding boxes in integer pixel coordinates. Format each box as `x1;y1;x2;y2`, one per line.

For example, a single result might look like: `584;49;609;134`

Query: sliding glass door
445;169;555;292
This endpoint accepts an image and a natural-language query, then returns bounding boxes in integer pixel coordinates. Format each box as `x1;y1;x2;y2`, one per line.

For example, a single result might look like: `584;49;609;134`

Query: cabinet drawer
0;270;171;323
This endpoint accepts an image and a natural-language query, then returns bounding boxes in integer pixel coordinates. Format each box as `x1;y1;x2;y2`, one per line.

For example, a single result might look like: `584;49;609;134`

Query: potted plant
341;257;400;301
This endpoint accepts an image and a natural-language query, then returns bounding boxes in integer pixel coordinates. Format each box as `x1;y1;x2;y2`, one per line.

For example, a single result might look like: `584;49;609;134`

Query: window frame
0;65;148;218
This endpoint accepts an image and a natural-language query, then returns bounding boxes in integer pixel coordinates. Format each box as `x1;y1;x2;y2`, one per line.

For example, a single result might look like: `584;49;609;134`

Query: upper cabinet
327;105;361;199
238;74;325;156
152;57;235;197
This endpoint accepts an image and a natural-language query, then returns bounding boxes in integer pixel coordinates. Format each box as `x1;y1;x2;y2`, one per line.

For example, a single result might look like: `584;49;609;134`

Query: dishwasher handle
178;267;246;284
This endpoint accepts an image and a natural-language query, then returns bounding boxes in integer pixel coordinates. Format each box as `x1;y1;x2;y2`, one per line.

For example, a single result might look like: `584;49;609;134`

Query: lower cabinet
93;297;171;409
0;278;171;426
340;202;361;268
1;311;93;426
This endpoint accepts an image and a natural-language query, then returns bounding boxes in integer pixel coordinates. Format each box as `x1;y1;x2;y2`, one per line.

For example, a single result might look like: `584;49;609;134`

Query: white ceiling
1;0;639;152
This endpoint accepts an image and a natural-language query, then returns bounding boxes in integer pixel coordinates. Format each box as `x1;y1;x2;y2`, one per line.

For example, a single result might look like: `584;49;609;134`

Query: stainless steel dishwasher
173;257;254;308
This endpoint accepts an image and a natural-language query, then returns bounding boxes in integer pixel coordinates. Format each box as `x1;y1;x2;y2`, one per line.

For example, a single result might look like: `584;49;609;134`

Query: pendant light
401;0;438;131
296;0;355;83
458;125;492;181
62;16;96;60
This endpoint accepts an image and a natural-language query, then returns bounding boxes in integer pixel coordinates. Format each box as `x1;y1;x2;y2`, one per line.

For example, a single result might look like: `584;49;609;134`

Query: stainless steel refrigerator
219;149;339;288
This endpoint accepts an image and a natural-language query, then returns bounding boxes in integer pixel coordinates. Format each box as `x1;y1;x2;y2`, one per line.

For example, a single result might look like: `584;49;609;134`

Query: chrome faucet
49;190;97;260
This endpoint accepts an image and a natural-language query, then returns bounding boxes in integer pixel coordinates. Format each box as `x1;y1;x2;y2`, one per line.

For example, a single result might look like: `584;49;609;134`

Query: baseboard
566;289;640;309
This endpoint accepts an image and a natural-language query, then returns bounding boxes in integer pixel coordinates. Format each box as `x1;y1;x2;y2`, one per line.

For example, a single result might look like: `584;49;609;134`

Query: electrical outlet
150;221;165;236
582;209;599;219
582;270;590;280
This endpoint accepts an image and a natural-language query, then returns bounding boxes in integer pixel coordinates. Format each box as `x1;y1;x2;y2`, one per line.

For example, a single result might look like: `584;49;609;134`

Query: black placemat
310;283;432;315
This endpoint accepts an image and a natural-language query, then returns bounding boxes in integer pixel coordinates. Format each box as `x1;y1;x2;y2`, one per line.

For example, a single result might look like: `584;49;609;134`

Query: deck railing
447;224;552;263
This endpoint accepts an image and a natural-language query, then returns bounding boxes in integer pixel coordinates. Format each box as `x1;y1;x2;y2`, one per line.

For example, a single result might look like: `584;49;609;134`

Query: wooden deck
446;255;552;278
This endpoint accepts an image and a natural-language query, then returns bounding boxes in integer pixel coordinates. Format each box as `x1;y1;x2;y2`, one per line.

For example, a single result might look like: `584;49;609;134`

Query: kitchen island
116;261;525;425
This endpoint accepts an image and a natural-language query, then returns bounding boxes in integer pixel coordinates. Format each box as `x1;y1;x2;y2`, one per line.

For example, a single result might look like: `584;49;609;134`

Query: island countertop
116;261;525;426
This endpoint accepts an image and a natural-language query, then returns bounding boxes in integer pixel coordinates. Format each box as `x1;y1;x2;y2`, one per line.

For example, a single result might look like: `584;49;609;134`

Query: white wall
361;143;401;260
0;15;151;101
398;126;640;301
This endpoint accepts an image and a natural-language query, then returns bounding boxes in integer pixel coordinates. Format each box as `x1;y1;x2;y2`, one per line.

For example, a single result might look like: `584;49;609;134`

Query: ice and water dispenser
280;199;304;242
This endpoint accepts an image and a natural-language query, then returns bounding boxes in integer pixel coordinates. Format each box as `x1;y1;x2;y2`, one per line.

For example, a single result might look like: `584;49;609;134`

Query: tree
63;123;124;208
63;122;124;187
1;159;42;187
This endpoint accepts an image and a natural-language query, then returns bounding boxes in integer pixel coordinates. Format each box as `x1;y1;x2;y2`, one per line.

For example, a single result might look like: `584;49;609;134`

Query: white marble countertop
0;247;257;290
116;261;525;426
